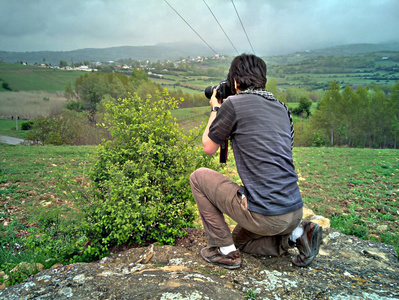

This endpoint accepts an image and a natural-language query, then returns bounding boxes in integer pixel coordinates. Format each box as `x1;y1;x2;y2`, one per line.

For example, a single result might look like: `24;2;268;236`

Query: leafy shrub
78;91;218;249
26;113;77;145
66;100;85;112
26;110;109;145
292;96;312;117
2;81;12;91
21;121;34;130
310;131;328;147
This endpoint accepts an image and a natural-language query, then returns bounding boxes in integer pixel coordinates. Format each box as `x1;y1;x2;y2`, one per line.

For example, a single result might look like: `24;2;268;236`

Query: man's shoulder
225;93;260;105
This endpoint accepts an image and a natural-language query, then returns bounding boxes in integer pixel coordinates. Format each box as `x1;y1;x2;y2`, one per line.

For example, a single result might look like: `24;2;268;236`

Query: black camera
204;80;234;103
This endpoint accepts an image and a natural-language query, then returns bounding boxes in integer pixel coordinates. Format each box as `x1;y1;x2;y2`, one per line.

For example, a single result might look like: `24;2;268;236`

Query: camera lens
204;85;216;99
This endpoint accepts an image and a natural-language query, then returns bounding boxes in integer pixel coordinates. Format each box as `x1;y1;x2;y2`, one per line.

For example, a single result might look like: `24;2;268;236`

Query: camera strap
219;139;228;163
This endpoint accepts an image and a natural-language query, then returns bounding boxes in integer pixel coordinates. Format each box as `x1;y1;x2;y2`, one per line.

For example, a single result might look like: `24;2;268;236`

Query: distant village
16;54;228;79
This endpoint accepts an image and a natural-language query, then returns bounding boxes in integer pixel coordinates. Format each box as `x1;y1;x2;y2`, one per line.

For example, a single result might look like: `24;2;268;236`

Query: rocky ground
0;226;398;300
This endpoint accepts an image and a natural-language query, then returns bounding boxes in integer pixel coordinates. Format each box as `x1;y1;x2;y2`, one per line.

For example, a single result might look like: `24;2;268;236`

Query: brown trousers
190;167;303;256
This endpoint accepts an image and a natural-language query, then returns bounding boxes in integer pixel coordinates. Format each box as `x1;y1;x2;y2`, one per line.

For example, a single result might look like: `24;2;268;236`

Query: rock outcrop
1;227;398;299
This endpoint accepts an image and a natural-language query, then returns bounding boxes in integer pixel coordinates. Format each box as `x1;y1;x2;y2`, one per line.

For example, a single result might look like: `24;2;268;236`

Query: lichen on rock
0;228;398;299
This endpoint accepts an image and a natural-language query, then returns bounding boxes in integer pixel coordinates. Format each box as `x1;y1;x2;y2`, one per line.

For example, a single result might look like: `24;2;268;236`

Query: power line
203;0;239;55
231;0;255;54
164;0;218;55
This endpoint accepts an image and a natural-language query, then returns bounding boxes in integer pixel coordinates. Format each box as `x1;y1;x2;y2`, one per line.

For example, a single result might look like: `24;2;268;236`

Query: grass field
0;62;87;92
0;91;68;119
0;119;28;139
151;74;212;94
1;144;398;252
277;72;397;89
171;106;209;134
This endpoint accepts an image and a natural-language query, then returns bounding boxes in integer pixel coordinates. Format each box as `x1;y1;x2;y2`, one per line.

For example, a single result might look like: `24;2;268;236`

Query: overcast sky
1;0;398;56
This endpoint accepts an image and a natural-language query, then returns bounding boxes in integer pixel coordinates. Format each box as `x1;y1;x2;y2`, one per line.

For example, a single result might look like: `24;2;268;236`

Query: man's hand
202;88;222;155
210;88;221;109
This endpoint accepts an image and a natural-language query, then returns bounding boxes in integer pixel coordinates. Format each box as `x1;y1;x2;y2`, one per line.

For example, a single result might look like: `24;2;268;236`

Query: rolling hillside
0;62;87;91
1;42;399;66
0;42;216;66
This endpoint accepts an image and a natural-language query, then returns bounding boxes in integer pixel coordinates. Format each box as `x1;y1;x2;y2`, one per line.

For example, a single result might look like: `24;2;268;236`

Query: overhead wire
231;0;255;54
203;0;239;55
164;0;254;56
164;0;218;55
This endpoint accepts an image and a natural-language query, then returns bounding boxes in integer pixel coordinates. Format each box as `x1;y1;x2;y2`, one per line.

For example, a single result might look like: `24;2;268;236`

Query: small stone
310;215;331;228
303;206;315;219
130;264;145;273
50;263;63;269
11;262;45;273
99;256;113;263
376;225;388;232
368;234;381;240
135;244;154;264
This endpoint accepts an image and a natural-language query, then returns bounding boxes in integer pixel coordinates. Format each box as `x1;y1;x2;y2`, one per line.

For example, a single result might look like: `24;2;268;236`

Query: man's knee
190;167;210;185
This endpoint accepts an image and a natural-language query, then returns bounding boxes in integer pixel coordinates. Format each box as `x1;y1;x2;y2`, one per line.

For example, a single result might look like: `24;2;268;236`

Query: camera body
204;80;234;103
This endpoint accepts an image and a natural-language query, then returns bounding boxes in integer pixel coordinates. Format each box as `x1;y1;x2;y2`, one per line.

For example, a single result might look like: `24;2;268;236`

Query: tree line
26;67;399;149
295;81;399;148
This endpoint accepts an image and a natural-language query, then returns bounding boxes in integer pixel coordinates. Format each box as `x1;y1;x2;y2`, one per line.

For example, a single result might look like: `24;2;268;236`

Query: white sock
220;244;237;255
289;226;304;242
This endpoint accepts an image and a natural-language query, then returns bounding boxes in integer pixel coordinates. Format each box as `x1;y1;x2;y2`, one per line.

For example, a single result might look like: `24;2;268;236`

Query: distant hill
0;42;217;66
262;42;399;66
293;42;399;58
1;41;399;67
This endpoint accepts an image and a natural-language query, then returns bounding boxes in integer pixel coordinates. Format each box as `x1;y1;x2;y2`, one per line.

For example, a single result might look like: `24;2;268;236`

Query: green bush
310;131;328;147
26;110;109;145
78;91;218;249
66;100;85;112
2;81;12;91
292;96;312;117
21;121;34;130
26;113;78;145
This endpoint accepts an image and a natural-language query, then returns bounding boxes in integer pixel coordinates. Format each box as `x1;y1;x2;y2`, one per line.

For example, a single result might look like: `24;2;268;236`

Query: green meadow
0;62;88;120
0;62;87;92
0;119;27;139
1;144;397;260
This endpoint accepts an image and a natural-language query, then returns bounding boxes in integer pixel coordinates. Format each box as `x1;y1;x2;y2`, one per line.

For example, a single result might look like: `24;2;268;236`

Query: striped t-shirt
208;90;303;216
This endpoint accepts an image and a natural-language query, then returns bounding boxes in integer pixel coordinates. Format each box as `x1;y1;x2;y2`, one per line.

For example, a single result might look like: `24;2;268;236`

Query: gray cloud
1;0;398;55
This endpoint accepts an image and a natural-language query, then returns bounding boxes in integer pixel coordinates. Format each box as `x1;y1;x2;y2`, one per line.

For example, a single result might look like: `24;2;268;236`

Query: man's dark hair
227;53;267;94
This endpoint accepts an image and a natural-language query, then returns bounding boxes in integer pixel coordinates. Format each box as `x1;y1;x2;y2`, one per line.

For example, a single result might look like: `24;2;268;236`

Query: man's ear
234;79;240;93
